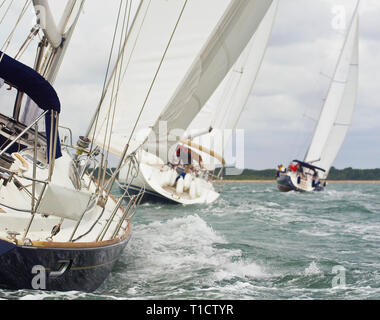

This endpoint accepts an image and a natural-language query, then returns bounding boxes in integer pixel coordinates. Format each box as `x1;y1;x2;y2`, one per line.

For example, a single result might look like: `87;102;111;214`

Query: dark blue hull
277;175;297;192
122;184;178;205
0;235;130;292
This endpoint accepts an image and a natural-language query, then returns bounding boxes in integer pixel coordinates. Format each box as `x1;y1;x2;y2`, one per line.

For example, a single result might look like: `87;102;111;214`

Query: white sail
185;0;279;165
89;0;231;156
304;8;359;179
150;0;274;163
20;0;85;125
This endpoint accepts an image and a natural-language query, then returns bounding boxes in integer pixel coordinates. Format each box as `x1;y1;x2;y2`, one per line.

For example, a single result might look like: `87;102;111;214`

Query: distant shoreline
216;180;380;183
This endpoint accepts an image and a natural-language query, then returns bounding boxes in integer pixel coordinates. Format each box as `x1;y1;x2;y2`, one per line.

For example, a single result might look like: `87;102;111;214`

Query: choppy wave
1;182;379;300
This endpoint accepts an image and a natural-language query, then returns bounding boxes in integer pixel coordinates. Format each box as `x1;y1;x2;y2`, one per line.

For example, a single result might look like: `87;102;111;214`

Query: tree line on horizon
220;167;380;181
88;166;380;181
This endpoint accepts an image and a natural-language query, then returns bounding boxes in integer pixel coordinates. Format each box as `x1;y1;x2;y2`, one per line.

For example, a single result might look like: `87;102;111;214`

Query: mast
18;0;85;125
32;0;85;82
33;0;62;48
304;1;359;178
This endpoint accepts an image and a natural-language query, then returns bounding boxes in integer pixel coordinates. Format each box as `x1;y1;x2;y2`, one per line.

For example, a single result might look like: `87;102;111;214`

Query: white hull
277;171;325;193
119;151;221;205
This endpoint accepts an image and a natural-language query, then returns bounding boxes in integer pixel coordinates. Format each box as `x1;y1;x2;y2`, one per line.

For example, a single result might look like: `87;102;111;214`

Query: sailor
277;164;286;177
172;145;203;184
289;162;299;172
176;145;192;166
175;145;203;169
312;172;321;188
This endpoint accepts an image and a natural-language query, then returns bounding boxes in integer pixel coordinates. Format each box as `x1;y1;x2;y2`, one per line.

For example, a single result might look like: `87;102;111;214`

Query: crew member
172;145;203;183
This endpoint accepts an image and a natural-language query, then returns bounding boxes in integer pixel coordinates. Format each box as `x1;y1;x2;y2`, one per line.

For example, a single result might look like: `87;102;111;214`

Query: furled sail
304;6;359;179
33;0;64;48
150;0;274;163
39;0;86;84
88;0;231;156
20;0;85;126
185;0;279;167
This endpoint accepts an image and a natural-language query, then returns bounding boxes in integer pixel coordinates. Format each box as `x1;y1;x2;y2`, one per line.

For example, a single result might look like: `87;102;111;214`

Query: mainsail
185;0;279;166
89;0;231;156
150;0;274;163
304;5;359;179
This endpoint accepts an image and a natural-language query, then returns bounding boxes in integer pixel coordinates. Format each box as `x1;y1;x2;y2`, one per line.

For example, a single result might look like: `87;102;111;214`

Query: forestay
89;0;231;156
304;8;359;179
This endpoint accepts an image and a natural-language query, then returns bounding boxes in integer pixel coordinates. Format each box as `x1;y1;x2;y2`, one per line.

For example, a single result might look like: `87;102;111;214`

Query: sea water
1;182;379;300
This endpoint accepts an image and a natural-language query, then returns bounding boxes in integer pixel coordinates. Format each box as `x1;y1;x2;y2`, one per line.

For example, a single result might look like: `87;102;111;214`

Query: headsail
150;0;274;163
88;0;231;156
185;0;279;167
304;4;359;179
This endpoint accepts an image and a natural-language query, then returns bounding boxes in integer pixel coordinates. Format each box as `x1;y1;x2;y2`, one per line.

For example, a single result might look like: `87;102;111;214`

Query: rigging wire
99;0;130;174
101;0;133;190
14;25;39;60
104;0;189;197
87;0;124;160
0;0;13;25
0;0;31;60
95;0;128;190
0;0;7;10
87;0;150;152
124;0;189;156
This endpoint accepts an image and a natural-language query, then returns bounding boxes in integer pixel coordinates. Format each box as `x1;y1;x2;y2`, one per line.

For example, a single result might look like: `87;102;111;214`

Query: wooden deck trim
0;220;132;249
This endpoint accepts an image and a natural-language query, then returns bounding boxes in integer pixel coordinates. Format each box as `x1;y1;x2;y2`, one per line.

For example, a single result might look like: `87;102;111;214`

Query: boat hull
277;175;324;193
277;175;298;192
119;155;221;205
123;184;178;205
0;235;131;292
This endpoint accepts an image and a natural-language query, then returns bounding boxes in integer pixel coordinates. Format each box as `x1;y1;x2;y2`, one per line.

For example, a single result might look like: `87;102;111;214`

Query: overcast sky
239;0;380;170
1;0;378;170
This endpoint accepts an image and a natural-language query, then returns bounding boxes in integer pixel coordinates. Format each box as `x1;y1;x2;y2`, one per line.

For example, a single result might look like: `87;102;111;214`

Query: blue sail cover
0;51;62;160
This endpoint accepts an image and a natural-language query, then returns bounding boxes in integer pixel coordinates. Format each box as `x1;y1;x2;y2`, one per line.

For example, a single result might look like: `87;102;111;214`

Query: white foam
304;261;323;276
125;214;267;292
299;229;333;237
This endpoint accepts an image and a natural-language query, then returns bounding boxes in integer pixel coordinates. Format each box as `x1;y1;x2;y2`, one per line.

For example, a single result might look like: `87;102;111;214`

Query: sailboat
117;0;277;205
0;1;142;292
277;2;359;193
